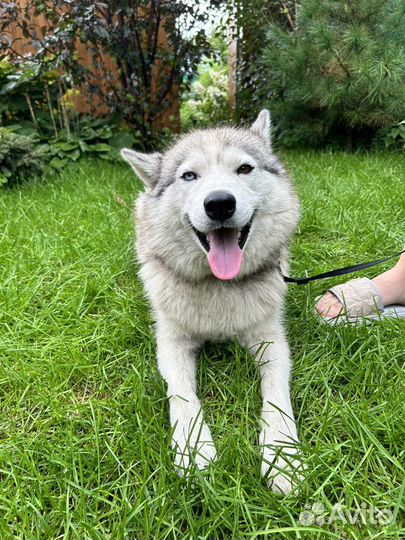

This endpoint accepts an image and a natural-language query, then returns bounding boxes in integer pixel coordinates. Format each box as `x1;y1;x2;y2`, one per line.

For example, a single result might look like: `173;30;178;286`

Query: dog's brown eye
237;164;254;175
182;171;197;181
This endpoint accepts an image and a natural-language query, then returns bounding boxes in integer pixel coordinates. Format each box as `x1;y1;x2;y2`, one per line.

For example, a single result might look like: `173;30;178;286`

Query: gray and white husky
121;110;301;493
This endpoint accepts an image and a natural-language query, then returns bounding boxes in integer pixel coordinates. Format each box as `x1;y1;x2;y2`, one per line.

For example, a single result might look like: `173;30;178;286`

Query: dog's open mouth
191;217;253;281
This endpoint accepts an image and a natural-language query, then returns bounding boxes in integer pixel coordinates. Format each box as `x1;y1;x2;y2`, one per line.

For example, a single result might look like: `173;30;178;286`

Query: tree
260;0;405;148
0;1;221;148
234;0;298;121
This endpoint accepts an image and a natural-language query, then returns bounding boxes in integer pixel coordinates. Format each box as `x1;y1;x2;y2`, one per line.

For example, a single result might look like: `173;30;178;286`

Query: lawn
0;151;404;539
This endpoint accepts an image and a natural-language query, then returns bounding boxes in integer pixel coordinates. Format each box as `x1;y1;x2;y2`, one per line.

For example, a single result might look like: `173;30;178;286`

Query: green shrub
181;61;230;130
181;33;231;130
0;1;219;147
0;128;48;187
3;116;139;183
43;117;135;171
373;121;405;150
0;56;141;154
259;0;405;149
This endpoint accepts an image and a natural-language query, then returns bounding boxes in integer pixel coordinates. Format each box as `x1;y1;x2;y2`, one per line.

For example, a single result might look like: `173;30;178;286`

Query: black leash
283;249;405;286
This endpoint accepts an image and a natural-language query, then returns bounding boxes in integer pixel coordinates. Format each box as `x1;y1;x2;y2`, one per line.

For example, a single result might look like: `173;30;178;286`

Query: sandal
316;277;405;324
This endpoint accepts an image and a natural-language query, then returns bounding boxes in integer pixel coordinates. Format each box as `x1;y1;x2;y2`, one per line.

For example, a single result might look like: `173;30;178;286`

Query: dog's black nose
204;191;236;222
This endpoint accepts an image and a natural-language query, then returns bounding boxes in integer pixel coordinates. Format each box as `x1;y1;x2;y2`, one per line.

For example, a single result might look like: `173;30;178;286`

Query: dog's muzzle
189;213;254;281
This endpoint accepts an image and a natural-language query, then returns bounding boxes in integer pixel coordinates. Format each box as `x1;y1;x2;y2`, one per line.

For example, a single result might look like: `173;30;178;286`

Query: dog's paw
260;437;303;495
268;470;294;495
172;419;217;475
263;456;302;495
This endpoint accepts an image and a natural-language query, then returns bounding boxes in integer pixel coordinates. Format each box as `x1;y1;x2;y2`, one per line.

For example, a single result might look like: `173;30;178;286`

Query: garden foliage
235;0;296;122
0;54;138;179
0;0;221;147
236;0;404;148
0;128;47;186
181;33;230;130
260;0;405;148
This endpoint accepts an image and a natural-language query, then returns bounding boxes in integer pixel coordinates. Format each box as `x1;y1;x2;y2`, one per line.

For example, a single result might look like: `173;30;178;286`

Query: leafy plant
0;55;70;137
0;0;221;147
235;0;298;121
258;0;405;149
0;55;142;167
44;118;136;170
374;121;405;150
0;128;48;187
5;113;140;174
0;114;139;187
181;32;231;130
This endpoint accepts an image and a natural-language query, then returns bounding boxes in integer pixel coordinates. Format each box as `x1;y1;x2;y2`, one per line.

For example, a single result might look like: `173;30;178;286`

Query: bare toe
316;292;343;318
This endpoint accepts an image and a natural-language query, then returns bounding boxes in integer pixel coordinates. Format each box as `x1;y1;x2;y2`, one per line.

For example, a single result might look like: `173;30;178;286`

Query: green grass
0;151;404;539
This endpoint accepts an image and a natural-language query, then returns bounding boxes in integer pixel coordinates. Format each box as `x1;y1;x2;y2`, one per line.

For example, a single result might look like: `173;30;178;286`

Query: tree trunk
345;126;353;152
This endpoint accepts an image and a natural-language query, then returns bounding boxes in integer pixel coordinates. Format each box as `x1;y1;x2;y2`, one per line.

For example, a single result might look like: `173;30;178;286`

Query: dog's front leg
156;318;217;475
242;325;302;494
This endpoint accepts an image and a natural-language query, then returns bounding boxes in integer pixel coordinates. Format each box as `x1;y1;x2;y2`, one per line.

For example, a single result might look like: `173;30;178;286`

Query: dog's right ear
121;148;162;188
250;109;271;142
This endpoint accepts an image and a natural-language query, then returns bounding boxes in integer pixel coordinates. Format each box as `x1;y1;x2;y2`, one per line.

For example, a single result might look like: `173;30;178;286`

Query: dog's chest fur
139;258;286;340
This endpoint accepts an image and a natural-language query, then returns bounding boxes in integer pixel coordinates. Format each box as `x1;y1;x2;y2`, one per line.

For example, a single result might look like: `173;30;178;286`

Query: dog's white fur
121;111;301;493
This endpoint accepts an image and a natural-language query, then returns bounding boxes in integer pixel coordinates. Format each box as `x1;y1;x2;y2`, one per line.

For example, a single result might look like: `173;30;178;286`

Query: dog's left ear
250;109;271;142
121;148;162;188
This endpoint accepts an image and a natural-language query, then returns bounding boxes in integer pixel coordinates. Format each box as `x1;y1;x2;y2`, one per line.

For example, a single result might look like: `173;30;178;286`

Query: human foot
316;255;405;319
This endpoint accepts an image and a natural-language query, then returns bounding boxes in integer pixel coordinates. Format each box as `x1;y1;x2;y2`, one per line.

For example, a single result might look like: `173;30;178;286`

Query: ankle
372;266;405;306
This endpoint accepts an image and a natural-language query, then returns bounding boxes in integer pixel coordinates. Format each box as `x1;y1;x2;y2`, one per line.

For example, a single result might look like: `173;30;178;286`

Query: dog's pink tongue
207;228;243;280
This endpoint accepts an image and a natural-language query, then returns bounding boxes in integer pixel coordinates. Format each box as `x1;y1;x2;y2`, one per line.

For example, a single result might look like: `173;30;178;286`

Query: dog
121;110;301;493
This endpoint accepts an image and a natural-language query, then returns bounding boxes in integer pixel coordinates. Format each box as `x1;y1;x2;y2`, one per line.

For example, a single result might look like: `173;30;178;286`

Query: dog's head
122;110;299;282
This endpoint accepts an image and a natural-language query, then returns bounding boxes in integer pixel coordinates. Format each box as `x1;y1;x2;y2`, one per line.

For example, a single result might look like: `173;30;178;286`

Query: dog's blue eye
237;164;254;175
182;171;197;181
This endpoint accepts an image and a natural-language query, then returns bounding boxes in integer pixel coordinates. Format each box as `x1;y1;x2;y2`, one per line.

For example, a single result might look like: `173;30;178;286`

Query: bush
259;0;405;148
0;56;63;135
0;117;131;187
373;121;405;150
181;61;229;130
0;1;221;147
0;128;48;187
42;117;135;171
181;33;231;130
